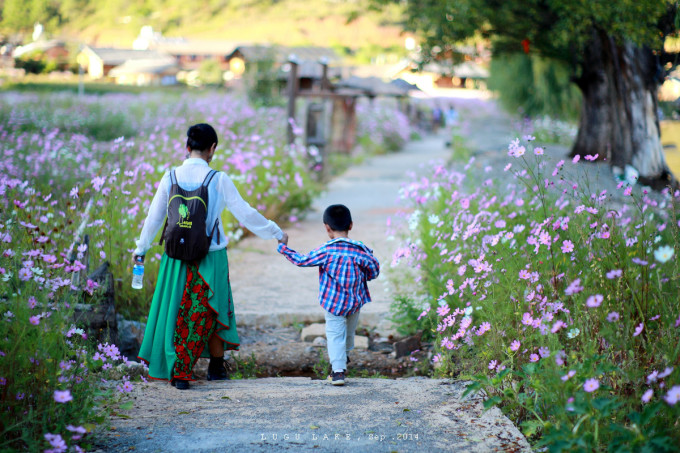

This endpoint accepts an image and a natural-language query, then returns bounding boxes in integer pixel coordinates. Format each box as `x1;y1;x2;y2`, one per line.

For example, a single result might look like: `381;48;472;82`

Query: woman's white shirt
134;158;283;256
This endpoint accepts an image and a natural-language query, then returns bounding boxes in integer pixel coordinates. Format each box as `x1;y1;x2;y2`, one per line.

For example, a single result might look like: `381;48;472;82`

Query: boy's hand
278;232;289;246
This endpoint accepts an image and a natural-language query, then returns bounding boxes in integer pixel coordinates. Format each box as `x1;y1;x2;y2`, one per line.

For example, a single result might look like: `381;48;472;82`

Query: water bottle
131;255;144;289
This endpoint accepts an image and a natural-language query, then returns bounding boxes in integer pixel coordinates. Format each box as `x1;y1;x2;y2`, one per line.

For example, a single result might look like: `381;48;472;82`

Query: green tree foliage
488;53;582;120
373;0;676;115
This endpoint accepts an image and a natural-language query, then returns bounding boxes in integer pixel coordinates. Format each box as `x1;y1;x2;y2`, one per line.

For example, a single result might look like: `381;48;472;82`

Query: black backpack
159;169;220;262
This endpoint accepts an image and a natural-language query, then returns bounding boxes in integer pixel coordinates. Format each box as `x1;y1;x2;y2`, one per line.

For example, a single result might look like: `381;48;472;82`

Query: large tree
375;0;679;189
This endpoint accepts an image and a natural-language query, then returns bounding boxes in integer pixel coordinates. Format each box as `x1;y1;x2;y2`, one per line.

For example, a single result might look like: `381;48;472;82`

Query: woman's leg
208;333;223;357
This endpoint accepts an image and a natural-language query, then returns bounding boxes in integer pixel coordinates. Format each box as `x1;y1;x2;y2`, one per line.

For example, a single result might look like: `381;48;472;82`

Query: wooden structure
286;58;412;177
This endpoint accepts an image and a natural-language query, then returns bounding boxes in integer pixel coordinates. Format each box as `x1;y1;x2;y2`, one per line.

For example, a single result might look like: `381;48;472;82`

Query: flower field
391;136;680;450
0;90;322;451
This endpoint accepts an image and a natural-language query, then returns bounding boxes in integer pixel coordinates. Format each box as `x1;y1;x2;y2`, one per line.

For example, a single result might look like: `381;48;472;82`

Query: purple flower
538;347;550;358
551;320;567;333
488;360;498;370
510;340;520;351
561;370;576;381
565;278;583;296
633;323;644;337
606;269;622;279
560;240;574;253
53;389;73;403
641;389;653;403
607;312;620;322
583;378;600;393
29;315;40;325
586;294;603;308
436;305;450;317
530;354;540;362
664;386;680;405
18;267;33;281
44;433;67;452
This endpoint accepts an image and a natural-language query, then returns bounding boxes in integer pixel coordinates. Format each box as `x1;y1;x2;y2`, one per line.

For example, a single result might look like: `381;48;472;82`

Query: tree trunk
572;29;677;191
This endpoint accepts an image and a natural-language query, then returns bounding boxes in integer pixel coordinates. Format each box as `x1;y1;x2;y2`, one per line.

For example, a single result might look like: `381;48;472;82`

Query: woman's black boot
207;356;229;381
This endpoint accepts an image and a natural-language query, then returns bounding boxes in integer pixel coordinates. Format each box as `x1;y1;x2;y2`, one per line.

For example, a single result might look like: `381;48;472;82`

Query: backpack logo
177;203;192;228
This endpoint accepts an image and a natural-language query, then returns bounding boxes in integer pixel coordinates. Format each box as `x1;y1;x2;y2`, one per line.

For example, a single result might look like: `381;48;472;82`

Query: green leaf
482;396;502;410
118;400;134;411
521;419;543;437
221;396;231;400
178;411;190;415
403;408;411;412
309;425;319;429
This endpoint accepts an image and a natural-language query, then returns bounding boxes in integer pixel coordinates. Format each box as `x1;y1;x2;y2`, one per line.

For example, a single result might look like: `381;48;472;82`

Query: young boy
277;204;380;386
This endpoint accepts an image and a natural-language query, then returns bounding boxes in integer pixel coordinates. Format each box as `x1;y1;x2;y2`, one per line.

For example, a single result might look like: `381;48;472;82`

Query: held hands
278;232;289;246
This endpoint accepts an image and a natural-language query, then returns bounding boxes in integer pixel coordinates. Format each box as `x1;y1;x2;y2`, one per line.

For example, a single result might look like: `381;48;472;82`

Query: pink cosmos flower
538;347;550;358
551;320;567;333
488;360;498;370
53;389;73;403
607;312;620;322
44;433;67;452
510;340;520;351
586;294;603;308
27;296;37;309
633;322;644;337
565;278;583;296
606;269;622;279
583;378;600;392
561;240;574;253
641;389;654;403
664;386;680;405
436;305;450;317
518;270;531;280
29;316;40;325
530;354;539;362
561;370;576;381
624;186;633;196
18;268;33;281
534;147;544;155
572;155;581;163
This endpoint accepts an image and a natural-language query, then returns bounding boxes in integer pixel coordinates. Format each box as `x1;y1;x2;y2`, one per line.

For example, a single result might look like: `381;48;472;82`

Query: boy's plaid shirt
277;238;380;316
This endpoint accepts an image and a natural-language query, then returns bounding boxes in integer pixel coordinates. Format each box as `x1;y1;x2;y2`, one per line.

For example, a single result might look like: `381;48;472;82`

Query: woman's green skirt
138;248;239;380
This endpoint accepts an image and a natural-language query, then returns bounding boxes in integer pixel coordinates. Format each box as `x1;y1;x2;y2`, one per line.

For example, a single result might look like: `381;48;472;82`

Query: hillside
4;0;411;53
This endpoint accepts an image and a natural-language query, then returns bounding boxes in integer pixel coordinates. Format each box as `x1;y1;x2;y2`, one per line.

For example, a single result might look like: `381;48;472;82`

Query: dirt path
96;378;530;453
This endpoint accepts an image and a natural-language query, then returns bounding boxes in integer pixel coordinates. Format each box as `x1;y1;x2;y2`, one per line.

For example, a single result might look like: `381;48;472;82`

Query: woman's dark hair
323;204;352;232
187;123;218;151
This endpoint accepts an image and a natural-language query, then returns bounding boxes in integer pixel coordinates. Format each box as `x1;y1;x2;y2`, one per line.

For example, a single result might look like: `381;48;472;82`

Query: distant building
108;57;178;86
78;46;170;79
226;45;340;79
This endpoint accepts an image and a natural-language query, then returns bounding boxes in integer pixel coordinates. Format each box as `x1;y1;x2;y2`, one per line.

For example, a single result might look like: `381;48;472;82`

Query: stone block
354;335;369;350
301;323;326;342
312;336;327;347
394;334;421;358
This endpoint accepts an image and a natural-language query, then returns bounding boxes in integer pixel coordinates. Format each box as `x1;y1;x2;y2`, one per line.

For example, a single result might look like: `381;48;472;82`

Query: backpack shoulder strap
202;169;219;187
169;169;178;186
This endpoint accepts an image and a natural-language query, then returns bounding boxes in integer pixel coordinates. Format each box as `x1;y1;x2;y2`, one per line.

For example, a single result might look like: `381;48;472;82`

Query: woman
133;123;287;390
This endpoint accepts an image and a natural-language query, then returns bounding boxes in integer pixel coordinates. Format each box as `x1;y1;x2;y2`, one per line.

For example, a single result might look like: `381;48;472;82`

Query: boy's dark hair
323;204;352;231
187;123;218;151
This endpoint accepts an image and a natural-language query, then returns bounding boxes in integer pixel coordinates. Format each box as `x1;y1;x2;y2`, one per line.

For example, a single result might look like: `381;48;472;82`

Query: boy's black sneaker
328;371;345;386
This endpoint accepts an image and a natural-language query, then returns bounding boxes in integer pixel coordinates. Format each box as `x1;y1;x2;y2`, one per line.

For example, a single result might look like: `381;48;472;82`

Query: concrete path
228;133;452;331
98;377;530;453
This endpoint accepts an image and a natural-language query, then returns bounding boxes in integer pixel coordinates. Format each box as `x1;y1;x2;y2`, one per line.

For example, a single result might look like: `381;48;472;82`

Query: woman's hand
278;232;289;246
132;254;144;265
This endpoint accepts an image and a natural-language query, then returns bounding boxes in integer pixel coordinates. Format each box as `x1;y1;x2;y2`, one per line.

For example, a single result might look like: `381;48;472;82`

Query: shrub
391;136;680;449
356;100;411;154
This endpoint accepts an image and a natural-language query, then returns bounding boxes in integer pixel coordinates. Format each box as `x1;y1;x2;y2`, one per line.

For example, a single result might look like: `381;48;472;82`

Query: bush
0;204;139;451
391;136;680;449
356;100;411;154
